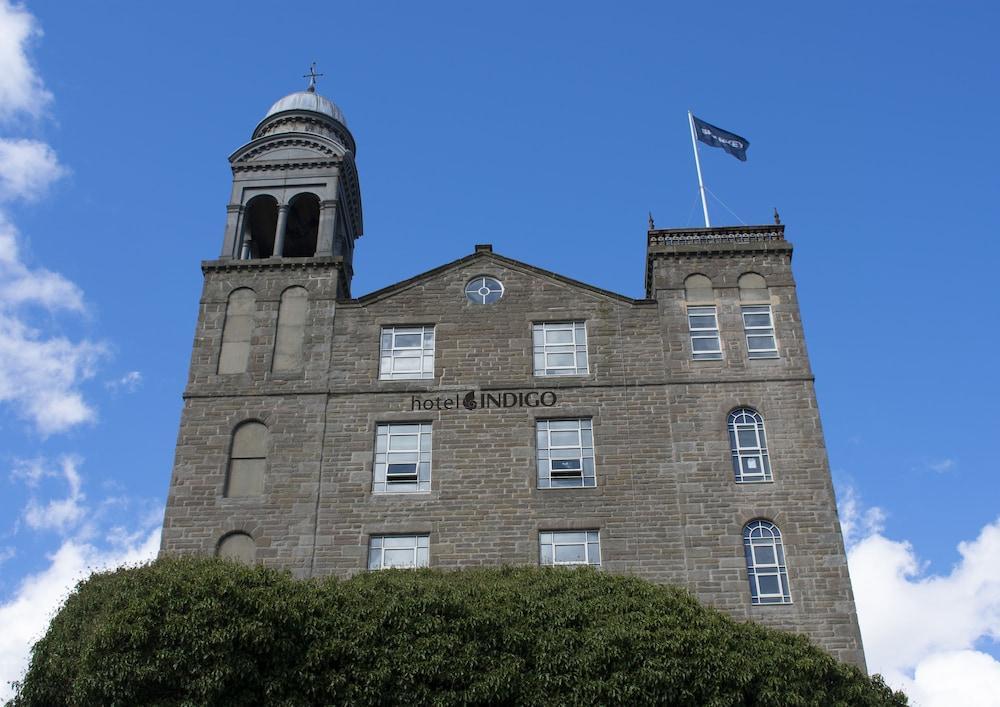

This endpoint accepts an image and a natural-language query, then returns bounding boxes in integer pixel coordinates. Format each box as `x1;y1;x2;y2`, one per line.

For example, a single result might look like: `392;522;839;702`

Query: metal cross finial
303;62;324;93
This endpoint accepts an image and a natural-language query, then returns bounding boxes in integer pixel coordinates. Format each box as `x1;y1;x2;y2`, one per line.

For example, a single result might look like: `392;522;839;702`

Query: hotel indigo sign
410;390;558;411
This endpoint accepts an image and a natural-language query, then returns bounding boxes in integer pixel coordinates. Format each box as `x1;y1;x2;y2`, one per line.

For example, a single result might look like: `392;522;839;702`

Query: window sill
369;491;436;499
536;485;600;491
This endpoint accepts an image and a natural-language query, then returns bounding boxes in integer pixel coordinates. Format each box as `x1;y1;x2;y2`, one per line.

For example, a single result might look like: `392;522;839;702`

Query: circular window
465;276;504;304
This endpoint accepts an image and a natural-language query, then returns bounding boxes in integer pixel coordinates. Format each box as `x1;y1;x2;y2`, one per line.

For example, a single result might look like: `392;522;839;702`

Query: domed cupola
219;65;363;297
251;76;356;154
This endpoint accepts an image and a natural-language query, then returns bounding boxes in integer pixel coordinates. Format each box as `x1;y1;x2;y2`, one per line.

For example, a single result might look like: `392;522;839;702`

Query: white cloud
907;650;1000;707
105;370;142;394
0;2;102;437
0;138;66;201
0;527;160;701
0;0;52;122
839;484;886;549
927;458;957;474
0;310;103;434
842;489;1000;706
21;456;86;533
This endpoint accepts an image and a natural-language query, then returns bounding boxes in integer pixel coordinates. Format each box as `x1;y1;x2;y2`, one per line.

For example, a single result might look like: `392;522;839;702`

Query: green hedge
8;558;906;706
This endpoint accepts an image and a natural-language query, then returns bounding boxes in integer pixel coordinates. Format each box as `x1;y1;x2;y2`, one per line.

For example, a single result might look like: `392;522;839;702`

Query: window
742;305;778;358
688;306;722;360
743;520;791;604
373;423;432;493
728;408;772;482
218;288;255;373
532;321;589;376
536;419;595;488
225;421;268;497
539;530;601;566
379;325;435;380
368;534;429;570
465;276;504;304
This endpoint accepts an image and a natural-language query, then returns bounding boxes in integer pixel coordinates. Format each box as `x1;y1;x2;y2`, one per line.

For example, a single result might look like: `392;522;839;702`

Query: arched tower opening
242;195;278;259
283;192;320;257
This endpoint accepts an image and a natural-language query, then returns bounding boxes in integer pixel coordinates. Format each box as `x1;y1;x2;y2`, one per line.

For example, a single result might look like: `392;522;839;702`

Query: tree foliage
9;557;906;706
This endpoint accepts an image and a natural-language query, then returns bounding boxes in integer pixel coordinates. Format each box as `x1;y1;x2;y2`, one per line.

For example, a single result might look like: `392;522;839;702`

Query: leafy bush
8;558;906;706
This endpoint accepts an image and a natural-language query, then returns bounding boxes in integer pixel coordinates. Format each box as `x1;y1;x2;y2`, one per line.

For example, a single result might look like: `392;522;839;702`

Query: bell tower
220;71;363;296
160;75;364;570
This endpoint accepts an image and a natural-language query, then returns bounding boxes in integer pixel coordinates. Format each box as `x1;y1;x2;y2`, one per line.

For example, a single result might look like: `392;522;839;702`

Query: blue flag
692;115;749;161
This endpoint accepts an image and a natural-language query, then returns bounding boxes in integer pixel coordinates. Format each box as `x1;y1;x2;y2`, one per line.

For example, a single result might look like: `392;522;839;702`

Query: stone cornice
239;136;341;161
232;159;343;173
203;256;345;274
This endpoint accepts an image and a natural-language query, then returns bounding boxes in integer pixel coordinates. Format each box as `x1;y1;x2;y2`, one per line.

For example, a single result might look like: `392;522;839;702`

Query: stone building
160;83;866;668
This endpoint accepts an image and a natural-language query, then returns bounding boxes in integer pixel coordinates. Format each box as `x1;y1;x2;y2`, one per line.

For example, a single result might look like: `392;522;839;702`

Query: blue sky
1;1;999;702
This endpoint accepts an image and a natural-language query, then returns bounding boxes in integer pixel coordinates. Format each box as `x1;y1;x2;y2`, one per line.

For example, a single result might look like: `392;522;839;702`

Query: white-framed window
728;408;772;482
743;520;791;604
532;321;589;376
465;276;504;304
373;422;432;493
539;530;601;566
536;419;596;488
379;325;435;380
368;534;429;570
687;306;722;360
742;305;778;359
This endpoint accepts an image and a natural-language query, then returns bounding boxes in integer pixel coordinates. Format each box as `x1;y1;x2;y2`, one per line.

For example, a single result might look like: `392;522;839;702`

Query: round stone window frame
464;276;505;305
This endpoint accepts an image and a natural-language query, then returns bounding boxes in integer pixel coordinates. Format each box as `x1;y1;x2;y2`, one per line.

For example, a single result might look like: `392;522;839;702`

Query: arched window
217;532;256;564
243;195;278;258
728;407;772;482
283;192;320;257
225;421;268;497
218;288;255;374
684;273;714;302
743;520;791;604
272;287;308;371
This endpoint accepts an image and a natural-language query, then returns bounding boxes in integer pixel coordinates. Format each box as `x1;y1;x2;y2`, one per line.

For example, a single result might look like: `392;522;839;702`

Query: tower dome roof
264;89;347;126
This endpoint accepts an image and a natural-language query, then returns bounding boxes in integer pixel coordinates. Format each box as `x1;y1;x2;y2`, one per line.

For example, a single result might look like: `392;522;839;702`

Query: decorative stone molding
203;256;345;274
238;137;339;162
252;113;355;153
648;225;785;246
232;160;343;174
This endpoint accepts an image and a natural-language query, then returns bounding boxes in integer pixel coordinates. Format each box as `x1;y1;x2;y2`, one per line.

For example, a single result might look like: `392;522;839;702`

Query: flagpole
688;111;711;227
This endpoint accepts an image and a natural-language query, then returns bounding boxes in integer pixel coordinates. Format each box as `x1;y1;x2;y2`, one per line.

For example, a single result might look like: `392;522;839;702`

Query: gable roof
345;247;649;306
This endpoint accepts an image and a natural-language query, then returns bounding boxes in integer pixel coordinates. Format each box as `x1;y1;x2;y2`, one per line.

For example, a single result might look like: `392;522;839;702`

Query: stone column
273;204;290;258
316;199;338;256
221;204;243;259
